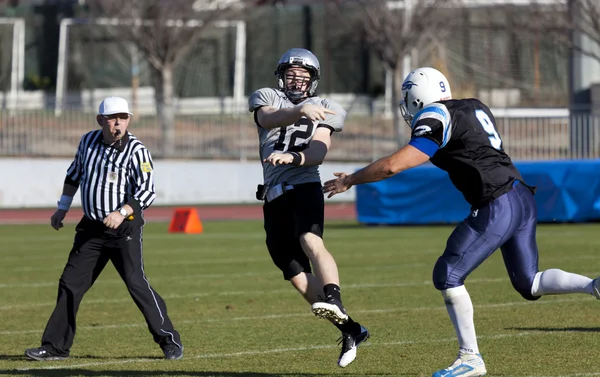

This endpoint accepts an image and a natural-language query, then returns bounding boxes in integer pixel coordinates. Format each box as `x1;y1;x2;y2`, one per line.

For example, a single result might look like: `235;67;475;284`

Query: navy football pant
433;182;541;300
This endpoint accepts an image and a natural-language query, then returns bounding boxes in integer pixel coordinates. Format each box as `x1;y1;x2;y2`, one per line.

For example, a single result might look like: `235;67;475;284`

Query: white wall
0;158;363;208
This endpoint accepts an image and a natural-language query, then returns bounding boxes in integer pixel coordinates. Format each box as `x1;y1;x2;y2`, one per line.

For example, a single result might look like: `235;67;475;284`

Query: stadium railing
0;104;598;162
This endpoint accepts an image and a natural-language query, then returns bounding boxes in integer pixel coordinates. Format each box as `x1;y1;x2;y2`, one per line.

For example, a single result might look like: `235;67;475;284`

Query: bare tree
339;0;460;147
87;0;248;157
526;0;600;63
512;0;600;108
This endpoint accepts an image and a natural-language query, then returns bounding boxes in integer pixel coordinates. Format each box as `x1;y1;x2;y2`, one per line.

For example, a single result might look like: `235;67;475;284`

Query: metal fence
0;107;598;162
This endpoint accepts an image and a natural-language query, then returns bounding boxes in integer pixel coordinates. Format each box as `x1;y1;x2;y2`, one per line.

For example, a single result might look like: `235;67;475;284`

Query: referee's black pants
40;216;182;357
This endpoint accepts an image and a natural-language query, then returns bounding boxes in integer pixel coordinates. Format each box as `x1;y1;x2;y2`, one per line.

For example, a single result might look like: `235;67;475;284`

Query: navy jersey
408;98;524;209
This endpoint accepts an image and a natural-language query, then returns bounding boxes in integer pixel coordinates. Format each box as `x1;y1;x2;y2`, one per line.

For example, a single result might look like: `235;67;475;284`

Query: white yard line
0;277;504;310
16;330;588;372
2;292;589;336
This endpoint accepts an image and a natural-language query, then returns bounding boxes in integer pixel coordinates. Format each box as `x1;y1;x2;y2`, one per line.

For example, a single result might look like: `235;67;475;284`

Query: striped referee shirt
65;130;156;221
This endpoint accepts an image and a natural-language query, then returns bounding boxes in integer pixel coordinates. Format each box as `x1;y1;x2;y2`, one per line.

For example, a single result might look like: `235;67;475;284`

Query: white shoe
337;325;369;368
432;352;487;377
592;278;600;299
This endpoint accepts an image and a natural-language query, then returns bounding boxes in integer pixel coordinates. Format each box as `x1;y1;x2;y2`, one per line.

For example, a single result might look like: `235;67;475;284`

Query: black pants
263;182;324;280
41;216;182;356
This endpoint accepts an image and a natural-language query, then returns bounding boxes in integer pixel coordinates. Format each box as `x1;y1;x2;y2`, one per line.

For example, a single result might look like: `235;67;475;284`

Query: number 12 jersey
248;88;346;186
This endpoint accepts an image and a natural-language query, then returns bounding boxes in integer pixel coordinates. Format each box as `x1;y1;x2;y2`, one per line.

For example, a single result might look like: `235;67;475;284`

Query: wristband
57;195;73;211
290;152;302;166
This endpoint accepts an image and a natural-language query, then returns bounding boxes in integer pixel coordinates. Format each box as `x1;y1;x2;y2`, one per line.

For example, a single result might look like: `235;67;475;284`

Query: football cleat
311;297;348;324
592;278;600;300
337;324;369;368
432;352;487;377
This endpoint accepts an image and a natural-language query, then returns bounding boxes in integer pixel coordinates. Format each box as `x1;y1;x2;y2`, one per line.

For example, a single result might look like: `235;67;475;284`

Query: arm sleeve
408;137;439;158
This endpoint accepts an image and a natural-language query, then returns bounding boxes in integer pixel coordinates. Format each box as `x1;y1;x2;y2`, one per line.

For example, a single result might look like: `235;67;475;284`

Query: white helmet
399;67;452;126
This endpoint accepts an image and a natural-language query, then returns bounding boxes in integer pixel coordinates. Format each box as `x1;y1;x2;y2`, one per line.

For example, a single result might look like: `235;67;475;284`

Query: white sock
442;285;479;354
531;269;594;296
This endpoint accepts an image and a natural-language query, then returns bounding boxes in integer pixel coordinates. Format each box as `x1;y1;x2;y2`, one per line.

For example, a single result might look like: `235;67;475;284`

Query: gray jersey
248;88;346;186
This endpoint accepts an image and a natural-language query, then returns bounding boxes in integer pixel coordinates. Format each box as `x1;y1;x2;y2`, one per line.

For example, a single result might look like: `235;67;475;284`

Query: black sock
333;316;360;333
323;283;341;302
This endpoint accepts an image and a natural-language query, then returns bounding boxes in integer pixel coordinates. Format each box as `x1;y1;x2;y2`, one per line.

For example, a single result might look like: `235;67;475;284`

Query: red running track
0;203;357;225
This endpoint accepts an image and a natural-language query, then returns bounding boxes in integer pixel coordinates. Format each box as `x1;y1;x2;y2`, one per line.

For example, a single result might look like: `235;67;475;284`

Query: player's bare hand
50;209;68;231
264;152;294;166
298;104;335;122
103;211;125;230
322;172;352;198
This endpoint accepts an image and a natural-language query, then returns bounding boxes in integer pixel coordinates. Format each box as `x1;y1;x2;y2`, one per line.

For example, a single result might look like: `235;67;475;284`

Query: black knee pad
432;258;451;290
515;288;541;301
511;278;541;301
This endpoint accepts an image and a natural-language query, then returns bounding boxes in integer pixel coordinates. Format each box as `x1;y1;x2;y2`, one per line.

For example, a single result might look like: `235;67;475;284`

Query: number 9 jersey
248;87;346;186
408;98;525;209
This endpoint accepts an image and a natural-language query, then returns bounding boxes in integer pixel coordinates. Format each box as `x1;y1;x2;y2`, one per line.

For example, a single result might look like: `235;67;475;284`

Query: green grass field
1;221;599;377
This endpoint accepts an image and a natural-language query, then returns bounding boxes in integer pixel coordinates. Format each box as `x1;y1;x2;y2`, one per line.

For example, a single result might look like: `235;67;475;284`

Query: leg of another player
499;209;598;299
300;232;339;288
498;185;598;300
299;233;370;368
289;271;324;304
299;232;348;322
432;233;490;377
532;269;598;297
431;196;523;376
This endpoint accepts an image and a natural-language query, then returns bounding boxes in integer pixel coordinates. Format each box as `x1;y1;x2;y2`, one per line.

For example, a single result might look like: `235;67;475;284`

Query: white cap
98;96;133;116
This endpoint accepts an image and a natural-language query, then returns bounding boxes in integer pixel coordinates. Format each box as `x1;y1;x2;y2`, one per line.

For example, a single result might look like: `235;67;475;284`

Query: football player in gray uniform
248;48;369;368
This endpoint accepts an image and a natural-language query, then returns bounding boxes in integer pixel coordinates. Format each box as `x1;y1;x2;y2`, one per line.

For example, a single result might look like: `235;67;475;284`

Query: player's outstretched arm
257;104;334;130
323;144;429;198
351;144;430;183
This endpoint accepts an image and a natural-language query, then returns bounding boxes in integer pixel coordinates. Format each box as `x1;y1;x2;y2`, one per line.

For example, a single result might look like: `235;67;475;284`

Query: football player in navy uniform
323;67;600;377
248;48;369;368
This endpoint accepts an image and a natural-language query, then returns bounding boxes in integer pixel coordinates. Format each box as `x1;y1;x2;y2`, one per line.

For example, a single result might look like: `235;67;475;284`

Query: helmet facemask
275;49;321;103
400;90;426;128
276;64;318;103
400;92;414;127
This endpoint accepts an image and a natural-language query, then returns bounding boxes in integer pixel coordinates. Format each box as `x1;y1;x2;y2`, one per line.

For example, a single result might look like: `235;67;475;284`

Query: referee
25;97;183;361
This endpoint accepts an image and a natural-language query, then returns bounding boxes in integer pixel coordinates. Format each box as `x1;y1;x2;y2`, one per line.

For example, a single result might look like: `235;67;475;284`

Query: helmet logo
402;81;418;90
289;57;306;65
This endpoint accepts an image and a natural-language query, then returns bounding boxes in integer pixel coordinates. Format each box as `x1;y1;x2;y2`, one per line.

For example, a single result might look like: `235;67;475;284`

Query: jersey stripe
65;130;156;221
411;103;453;147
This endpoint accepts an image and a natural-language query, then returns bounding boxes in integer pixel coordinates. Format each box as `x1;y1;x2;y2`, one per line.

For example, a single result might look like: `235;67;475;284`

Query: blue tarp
356;160;600;224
